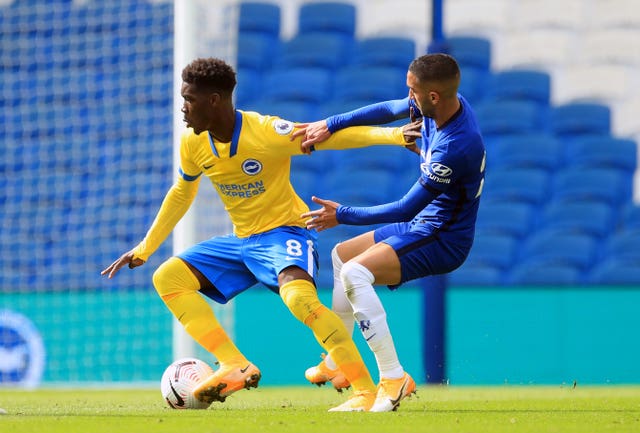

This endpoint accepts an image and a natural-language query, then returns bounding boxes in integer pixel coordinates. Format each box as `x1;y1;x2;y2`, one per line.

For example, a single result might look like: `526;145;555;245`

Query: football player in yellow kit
102;57;420;412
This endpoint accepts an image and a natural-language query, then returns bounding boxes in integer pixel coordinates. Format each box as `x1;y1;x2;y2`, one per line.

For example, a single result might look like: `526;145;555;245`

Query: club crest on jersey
273;119;294;135
242;159;262;176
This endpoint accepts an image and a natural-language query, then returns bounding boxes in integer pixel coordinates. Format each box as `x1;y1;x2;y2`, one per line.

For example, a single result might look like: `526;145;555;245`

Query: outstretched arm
291;98;412;153
302;180;440;231
101;175;200;278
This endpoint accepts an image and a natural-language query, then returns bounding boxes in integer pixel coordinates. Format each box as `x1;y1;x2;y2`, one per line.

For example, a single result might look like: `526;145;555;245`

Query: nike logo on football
240;364;251;373
169;380;185;407
203;164;214;169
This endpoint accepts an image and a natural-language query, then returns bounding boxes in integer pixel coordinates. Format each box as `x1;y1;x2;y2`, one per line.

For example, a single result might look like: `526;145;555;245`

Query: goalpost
171;0;238;360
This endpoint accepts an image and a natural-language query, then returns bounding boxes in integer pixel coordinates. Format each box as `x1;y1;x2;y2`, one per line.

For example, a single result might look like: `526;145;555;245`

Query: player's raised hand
101;250;145;279
291;120;331;154
301;196;341;232
402;119;422;155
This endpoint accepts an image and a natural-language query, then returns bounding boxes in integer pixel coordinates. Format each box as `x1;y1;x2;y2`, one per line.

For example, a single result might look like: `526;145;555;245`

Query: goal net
0;0;235;387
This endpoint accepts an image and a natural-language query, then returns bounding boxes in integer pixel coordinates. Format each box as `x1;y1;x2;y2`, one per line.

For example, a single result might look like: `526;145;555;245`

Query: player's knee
341;261;375;300
153;257;199;297
331;245;343;268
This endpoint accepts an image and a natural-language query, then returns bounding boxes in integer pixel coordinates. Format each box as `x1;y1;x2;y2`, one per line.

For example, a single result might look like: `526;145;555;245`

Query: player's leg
247;226;377;411
278;268;376;412
306;231;376;390
154;237;261;403
341;242;416;412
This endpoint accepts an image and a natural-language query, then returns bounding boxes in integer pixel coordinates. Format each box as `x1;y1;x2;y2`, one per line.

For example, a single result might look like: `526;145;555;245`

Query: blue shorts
374;222;472;288
178;226;319;304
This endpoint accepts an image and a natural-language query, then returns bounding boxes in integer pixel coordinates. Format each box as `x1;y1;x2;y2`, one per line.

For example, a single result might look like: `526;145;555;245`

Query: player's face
180;82;215;135
406;71;437;119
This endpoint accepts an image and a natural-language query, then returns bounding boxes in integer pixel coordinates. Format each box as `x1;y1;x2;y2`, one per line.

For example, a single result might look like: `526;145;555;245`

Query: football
160;357;215;409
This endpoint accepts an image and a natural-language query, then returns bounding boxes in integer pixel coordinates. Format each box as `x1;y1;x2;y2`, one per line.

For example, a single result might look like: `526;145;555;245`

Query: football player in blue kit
294;53;486;412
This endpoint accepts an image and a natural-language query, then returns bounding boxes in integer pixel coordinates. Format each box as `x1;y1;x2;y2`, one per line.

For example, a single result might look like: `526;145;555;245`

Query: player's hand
101;250;145;279
301;196;341;232
291;120;331;154
402;119;422;155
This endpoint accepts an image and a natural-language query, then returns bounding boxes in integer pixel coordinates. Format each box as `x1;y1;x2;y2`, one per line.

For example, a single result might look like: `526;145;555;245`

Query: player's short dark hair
182;57;237;97
409;53;460;89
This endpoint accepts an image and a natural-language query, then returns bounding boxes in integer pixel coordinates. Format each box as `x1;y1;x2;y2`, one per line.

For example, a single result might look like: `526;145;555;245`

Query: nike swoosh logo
389;380;407;407
322;329;338;344
169;380;185;407
240;364;251;373
203;164;214;169
365;333;377;341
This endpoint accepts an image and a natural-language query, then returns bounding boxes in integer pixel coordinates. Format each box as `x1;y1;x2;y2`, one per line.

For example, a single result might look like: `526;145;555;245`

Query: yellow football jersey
132;110;408;260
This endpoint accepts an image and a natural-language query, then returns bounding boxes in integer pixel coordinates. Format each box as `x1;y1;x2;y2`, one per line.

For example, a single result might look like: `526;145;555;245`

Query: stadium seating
442;36;492;71
516;230;599;271
475;201;535;239
550;167;632;207
260;67;333;104
600;229;640;261
565;135;637;172
238;2;281;38
449;262;503;286
536;200;616;238
587;258;640;285
351;36;416;69
333;66;407;103
506;260;583;286
491;133;563;172
481;167;550;206
485;69;551;107
473;100;543;137
550;102;611;138
237;32;279;71
272;33;355;70
465;233;519;270
298;2;356;37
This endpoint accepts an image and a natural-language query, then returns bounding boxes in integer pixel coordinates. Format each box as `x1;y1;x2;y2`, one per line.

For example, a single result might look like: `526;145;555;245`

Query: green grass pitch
1;386;639;433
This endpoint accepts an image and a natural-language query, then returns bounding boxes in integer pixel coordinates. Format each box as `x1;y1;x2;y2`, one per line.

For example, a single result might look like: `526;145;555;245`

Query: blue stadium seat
235;68;263;107
336;144;417;173
619;203;640;230
442;36;491;71
273;33;354;70
482;167;550;205
325;167;396;205
298;2;356;37
261;67;333;103
465;232;518;269
237;32;279;70
475;201;535;239
352;36;416;69
333;66;407;103
473;100;542;137
600;229;640;261
537;200;615;238
551;167;632;206
492;133;563;172
586;258;640;285
458;66;488;104
518;231;598;270
506;260;583;286
565;135;637;172
550;102;611;138
486;69;551;107
238;2;281;37
449;263;503;286
244;99;318;123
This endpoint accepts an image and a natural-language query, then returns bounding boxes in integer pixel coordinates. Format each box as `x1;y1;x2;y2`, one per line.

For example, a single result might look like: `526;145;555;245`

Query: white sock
324;246;352;371
341;261;404;380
